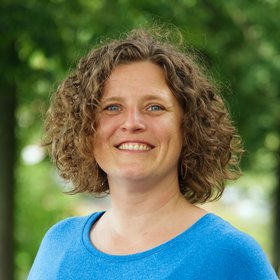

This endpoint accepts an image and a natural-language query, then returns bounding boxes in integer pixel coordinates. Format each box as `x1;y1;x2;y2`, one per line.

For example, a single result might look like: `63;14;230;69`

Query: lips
116;141;154;151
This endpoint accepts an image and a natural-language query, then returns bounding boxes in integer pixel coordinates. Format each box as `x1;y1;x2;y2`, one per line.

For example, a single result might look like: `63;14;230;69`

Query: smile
117;143;152;151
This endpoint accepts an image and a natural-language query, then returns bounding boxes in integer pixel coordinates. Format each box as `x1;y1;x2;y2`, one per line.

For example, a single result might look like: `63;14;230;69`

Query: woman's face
94;61;183;185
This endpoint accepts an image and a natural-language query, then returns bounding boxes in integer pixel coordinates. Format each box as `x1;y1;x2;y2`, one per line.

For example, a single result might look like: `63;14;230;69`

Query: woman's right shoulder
46;215;85;236
42;212;101;245
28;212;104;279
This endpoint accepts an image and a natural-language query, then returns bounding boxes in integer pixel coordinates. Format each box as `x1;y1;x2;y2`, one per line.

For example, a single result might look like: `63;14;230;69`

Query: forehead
108;61;165;80
103;61;171;97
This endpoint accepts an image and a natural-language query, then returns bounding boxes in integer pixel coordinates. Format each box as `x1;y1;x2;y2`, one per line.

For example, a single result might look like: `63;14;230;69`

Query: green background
1;0;279;279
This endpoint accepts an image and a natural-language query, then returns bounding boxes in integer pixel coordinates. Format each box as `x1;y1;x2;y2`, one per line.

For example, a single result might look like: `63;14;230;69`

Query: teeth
118;143;152;151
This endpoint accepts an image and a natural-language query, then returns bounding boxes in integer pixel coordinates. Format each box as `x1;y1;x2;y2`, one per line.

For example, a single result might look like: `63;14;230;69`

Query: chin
113;168;151;181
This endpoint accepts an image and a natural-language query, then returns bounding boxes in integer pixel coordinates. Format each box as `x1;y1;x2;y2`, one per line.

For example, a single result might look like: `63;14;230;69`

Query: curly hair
44;28;243;204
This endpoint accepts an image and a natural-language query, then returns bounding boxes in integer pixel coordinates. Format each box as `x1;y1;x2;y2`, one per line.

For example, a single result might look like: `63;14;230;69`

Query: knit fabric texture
28;212;278;279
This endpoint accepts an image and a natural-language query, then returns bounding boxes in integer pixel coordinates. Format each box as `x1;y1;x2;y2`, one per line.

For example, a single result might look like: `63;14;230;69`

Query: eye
147;105;164;111
104;104;121;111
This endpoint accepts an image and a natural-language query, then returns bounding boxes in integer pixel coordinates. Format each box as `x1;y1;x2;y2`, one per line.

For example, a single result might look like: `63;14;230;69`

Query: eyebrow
101;93;171;103
101;96;123;103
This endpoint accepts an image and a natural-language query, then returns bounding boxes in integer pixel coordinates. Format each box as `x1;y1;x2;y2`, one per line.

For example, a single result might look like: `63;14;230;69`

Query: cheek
166;115;182;133
152;119;182;143
167;118;183;148
95;116;119;141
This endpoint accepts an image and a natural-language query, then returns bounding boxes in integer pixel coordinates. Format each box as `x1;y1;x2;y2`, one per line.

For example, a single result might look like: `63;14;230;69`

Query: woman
28;29;278;279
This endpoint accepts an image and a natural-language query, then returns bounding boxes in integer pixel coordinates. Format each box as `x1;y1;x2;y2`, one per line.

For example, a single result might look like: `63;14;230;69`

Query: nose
121;108;146;132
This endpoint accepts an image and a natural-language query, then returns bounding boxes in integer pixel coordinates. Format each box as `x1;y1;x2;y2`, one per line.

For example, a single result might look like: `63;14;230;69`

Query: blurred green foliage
1;0;280;278
15;161;77;279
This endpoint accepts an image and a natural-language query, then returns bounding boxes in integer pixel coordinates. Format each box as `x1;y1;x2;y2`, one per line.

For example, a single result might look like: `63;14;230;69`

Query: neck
90;174;206;255
104;174;196;236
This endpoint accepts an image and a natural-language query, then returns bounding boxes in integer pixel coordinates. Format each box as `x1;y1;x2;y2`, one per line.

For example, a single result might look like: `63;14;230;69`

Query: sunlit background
1;0;280;279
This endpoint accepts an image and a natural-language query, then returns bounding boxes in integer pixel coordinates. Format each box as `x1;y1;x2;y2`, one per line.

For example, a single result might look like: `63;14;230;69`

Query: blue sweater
28;212;278;279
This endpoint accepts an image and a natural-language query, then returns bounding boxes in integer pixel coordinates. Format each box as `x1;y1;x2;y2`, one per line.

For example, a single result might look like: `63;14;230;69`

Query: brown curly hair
44;28;243;204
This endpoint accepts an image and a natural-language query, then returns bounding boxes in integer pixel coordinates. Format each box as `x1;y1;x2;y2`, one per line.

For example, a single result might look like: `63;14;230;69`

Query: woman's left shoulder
210;214;264;252
207;214;278;279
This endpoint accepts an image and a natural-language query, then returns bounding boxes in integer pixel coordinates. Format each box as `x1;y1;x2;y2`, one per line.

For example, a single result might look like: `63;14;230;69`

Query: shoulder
28;212;104;279
204;214;265;256
46;215;87;238
207;214;264;254
43;215;86;241
39;212;102;250
202;214;278;279
195;214;264;257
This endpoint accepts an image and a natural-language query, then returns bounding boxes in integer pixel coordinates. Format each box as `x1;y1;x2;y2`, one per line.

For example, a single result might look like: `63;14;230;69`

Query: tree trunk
273;146;280;276
0;41;17;280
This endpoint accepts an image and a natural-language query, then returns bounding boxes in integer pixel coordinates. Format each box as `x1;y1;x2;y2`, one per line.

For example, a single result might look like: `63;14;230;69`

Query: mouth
116;142;154;151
